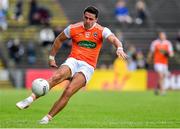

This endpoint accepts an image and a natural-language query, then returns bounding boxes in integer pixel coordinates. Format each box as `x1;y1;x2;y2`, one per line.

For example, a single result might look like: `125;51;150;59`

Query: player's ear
95;18;98;22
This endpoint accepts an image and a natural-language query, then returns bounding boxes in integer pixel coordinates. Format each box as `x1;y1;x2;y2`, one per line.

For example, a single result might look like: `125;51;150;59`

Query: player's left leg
160;72;169;95
157;72;164;94
16;65;71;109
154;63;167;95
15;93;36;110
39;72;86;124
159;65;169;95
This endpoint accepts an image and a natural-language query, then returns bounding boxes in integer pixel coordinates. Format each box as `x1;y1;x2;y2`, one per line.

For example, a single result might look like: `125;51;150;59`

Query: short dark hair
84;6;99;18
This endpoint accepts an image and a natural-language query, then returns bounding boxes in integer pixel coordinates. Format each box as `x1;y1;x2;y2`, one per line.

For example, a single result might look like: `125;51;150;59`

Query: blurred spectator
28;0;51;25
114;0;132;24
175;30;180;52
99;64;108;69
136;49;147;69
0;8;7;31
54;26;63;37
28;0;38;25
135;0;147;25
127;45;137;71
36;6;51;25
53;26;72;49
26;42;36;65
13;0;23;22
39;23;55;47
0;0;9;15
7;38;24;63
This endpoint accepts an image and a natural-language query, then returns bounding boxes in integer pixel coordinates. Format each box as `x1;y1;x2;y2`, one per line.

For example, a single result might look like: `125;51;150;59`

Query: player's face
83;12;97;29
159;32;167;40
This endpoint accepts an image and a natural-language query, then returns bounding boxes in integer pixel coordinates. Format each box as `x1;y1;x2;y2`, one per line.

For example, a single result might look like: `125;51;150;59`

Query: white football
32;78;49;97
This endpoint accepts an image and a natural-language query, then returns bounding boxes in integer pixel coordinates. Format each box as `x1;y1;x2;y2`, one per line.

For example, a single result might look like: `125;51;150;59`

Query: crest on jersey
93;32;98;37
85;32;91;38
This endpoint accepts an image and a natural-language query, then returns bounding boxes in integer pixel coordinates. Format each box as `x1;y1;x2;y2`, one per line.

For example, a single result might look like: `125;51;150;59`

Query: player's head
84;6;99;18
158;31;167;40
83;6;99;29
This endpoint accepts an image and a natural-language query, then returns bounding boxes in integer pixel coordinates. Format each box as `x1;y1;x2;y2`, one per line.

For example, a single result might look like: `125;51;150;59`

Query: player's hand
160;49;169;57
48;59;58;68
116;47;128;59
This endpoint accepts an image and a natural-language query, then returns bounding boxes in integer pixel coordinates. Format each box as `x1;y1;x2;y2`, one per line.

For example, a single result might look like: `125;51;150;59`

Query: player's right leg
154;64;162;95
16;65;71;109
39;72;86;124
154;72;164;95
154;63;168;95
16;93;36;109
159;72;167;95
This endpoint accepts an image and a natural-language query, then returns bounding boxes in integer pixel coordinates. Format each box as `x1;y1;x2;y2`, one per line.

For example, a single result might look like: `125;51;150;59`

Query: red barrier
147;70;158;89
147;70;180;90
25;69;55;89
25;69;180;90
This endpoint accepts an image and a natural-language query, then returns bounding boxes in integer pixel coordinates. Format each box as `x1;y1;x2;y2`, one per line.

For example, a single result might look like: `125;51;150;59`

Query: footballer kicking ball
32;78;49;97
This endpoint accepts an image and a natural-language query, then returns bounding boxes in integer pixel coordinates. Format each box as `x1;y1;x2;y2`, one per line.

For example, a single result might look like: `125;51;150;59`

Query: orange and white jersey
150;39;174;65
64;22;113;68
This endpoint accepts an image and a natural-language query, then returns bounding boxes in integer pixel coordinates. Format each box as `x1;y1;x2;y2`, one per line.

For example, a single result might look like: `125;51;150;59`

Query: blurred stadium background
0;0;180;128
0;0;180;90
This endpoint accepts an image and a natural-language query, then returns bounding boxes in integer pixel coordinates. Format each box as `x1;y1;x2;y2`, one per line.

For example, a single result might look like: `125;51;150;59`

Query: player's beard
84;23;95;30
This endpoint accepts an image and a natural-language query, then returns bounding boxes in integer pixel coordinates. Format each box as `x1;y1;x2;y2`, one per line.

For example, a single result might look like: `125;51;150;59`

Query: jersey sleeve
64;25;71;38
168;41;174;54
102;27;113;39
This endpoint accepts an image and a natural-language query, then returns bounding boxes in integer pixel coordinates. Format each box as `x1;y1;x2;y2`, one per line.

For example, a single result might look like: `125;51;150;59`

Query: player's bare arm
49;32;68;68
107;34;128;59
169;50;174;57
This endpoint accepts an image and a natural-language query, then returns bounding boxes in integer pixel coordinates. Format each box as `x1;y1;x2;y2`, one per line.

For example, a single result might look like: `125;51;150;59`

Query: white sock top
26;96;33;103
42;116;49;122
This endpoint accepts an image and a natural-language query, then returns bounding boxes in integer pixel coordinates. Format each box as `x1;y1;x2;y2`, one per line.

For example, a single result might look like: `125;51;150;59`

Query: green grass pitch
0;89;180;128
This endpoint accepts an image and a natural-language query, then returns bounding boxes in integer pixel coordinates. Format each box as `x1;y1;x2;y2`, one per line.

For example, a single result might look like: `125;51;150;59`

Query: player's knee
51;72;65;82
64;87;73;98
51;76;58;83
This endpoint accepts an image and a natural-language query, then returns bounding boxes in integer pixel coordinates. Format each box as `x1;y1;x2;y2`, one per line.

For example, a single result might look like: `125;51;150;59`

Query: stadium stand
0;0;179;89
58;0;180;69
0;0;180;69
0;0;68;68
0;60;4;70
0;80;12;89
0;49;12;88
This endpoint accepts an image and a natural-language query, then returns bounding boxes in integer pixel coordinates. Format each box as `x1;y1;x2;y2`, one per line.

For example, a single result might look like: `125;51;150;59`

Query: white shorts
154;63;169;74
61;57;94;83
